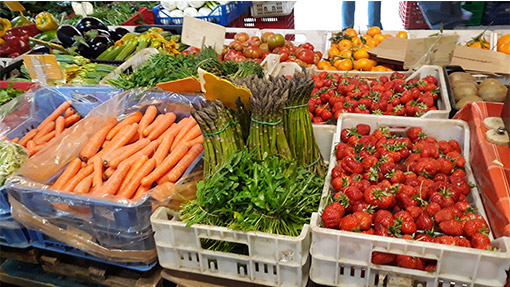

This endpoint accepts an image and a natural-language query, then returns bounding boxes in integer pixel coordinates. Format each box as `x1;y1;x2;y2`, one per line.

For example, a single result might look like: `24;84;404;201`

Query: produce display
319;27;406;71
224;31;322;66
449;72;509;109
5;101;82;156
52;106;203;200
309;71;440;123
0;83;25;106
321;125;497;270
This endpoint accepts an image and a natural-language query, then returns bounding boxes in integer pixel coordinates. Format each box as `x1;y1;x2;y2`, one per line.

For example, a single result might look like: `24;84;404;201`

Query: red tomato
247;36;261;47
261;32;275;43
259;43;269;54
223;50;242;61
301;42;314;50
297;49;315;64
234;32;249;43
229;40;243;51
273;46;290;62
284;40;295;52
243;46;262;59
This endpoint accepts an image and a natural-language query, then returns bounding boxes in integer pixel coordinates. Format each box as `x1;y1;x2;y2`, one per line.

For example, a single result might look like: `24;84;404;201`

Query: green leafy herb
0;83;25;106
0;140;28;185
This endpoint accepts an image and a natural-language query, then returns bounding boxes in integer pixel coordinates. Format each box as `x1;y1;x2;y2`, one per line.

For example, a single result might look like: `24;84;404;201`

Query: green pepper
11;13;32;27
35;12;58;32
29;30;57;47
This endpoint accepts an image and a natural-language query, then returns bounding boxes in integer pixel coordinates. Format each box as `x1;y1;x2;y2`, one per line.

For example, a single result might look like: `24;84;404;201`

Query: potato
453;82;479;101
479;78;504;89
479;84;508;102
456;96;483;109
449;72;476;83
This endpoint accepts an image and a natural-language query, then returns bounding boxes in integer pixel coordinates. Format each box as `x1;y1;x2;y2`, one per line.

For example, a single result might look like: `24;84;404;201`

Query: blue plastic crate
0;86;122;216
28;230;157;271
0;214;30;248
153;1;252;25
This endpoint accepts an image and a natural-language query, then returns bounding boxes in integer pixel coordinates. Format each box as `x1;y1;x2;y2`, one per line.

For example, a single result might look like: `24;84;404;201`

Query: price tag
3;1;25;11
23;55;65;84
181;16;225;54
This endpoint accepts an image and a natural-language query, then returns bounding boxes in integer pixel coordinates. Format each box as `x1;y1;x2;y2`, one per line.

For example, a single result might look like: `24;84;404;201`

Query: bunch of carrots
52;105;204;201
6;101;81;156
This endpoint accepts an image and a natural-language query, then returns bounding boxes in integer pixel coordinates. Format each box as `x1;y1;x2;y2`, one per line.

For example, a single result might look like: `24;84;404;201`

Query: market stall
0;1;510;287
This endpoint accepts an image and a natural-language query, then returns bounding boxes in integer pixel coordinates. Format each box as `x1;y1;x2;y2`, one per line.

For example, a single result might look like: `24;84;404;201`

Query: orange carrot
187;135;203;146
18;129;38;147
133;184;151;200
141;144;189;186
153;132;173;165
167;144;203;182
103;167;115;181
92;156;103;191
156;175;170;185
55;116;65;137
53;158;82;190
28;144;45;156
11;137;19;144
143;114;163;137
64;114;81;127
35;130;56;145
63;165;94;193
33;121;55;142
64;107;74;118
81;161;87;168
26;140;35;150
117;158;155;199
139;105;157;139
106;111;142;140
103;138;150;168
37;101;71;130
120;155;148;191
179;124;201;144
122;140;160;167
95;161;131;196
80;117;118;162
74;174;93;194
102;140;111;149
101;123;139;157
148;112;176;140
170;117;197;151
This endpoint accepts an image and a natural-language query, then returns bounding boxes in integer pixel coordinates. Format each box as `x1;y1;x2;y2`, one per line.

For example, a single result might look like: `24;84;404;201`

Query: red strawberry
371;251;396;265
321;203;345;229
374;209;393;227
340;214;361;231
406;206;423;219
436;235;456;246
402;234;414;240
454;237;471;248
463;219;489;238
425;202;441;216
424;264;437;272
434;206;461;223
396;255;418;269
356;124;371;135
362;228;375;235
344;186;364;203
415;258;425;270
416;214;434;231
394;211;413;222
471;233;492;250
353;211;373;231
439;220;463;236
455;201;470;213
402;220;417;234
416;234;433;242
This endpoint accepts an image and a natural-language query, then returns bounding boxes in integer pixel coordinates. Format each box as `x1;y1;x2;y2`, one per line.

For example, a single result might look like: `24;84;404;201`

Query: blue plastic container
28;230;157;271
153;1;252;25
0;214;30;248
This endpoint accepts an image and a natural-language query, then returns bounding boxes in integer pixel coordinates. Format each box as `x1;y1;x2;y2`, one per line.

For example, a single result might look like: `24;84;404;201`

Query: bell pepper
35;12;58;32
11;13;32;27
0;37;30;57
29;30;57;47
0;18;11;37
4;24;40;40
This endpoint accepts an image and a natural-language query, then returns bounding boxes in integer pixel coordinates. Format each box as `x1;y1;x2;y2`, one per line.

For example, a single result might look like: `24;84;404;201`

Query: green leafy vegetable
0;140;28;185
0;83;25;106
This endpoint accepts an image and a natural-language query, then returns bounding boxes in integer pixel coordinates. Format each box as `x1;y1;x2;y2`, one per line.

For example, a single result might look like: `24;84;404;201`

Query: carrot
153;132;173;165
139;105;157;139
120;155;148;191
148;112;176;140
74;174;93;194
37;101;71;130
55;116;65;137
33;121;55;142
80;117;117;162
170;117;197;151
143;114;163;137
64;114;81;127
95;161;131;196
64;107;74;118
11;137;19;144
167;144;203;182
133;184;151;200
117;158;155;199
63;165;94;193
101;123;139;157
103;138;150;168
53;158;82;190
106;111;142;140
81;161;87;168
18;129;38;147
28;144;45;156
122;140;160;167
103;167;115;181
179;124;201;145
156;175;170;185
187;135;203;146
26;140;35;150
92;156;103;191
35;130;56;145
102;140;111;149
141;144;189;186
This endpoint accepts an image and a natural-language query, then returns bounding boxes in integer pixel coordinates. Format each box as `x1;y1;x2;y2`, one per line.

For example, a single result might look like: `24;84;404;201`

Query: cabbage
189;1;205;8
168;9;184;17
176;1;189;10
198;7;212;16
183;7;199;16
0;140;28;186
161;1;177;10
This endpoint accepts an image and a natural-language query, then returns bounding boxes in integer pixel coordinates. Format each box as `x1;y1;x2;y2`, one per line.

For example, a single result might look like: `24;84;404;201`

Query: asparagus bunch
236;75;291;160
282;72;326;176
191;100;244;177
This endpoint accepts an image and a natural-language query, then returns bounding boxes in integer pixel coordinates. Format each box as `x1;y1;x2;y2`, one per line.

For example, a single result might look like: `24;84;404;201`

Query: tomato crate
228;10;294;30
309;113;510;287
398;1;429;29
151;207;310;287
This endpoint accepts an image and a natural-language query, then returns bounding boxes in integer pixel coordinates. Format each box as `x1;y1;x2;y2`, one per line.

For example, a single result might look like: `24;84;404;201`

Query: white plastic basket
309;113;510;287
250;1;294;17
261;29;330;56
151;207;311;287
312;124;336;165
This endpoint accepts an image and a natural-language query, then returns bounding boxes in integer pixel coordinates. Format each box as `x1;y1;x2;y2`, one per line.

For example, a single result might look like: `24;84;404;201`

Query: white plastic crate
309;113;510;287
151;207;311;287
260;29;330;56
250;1;294;17
312;124;335;165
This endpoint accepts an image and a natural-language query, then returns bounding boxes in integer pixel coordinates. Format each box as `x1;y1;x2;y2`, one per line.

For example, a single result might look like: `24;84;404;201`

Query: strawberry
455;201;470;213
434;206;461;223
436;235;456;246
401;219;417;234
344;186;364;203
471;233;492;250
339;214;361;231
439;220;463;236
416;234;433;242
353;211;373;231
454;237;471;248
394;210;413;222
371;251;396;265
463;219;489;238
321;202;345;229
374;209;393;227
406;206;423;219
416;214;434;231
362;228;375;235
424;264;437;272
356;124;371;135
424;202;441;216
396;255;418;269
402;234;414;240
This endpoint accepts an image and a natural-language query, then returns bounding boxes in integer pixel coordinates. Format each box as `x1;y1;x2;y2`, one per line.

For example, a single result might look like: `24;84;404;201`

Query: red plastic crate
228;9;294;30
123;7;154;25
398;1;429;29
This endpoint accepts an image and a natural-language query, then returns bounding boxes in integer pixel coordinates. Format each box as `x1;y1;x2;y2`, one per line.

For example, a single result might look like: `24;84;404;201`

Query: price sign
181;16;225;54
23;55;65;83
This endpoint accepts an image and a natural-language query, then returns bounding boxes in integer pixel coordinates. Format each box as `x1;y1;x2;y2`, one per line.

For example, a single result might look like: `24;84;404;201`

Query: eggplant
109;27;130;42
89;35;113;59
57;25;82;48
76;17;107;34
